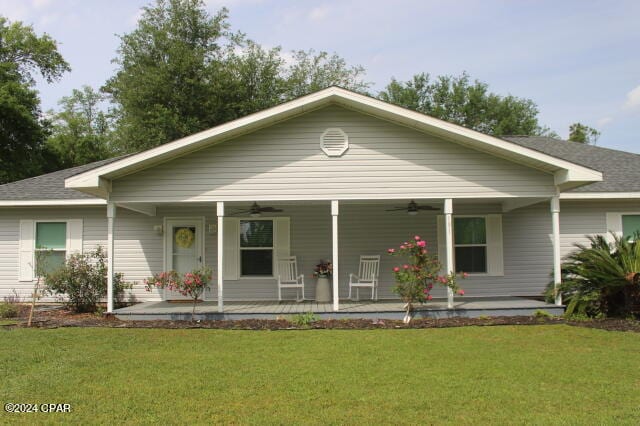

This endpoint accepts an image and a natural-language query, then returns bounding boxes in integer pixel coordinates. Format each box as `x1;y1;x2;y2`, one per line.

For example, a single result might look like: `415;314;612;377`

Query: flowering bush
313;260;333;278
389;235;466;323
145;267;212;320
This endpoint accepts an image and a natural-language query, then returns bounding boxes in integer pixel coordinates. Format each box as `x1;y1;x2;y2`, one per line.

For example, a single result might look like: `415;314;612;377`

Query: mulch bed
2;305;639;332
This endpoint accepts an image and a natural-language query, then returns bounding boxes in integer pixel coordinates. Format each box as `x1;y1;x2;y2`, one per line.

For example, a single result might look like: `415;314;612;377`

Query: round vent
320;128;349;157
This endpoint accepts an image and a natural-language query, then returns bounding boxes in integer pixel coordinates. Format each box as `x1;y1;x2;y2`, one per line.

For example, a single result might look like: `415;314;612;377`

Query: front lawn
1;325;639;424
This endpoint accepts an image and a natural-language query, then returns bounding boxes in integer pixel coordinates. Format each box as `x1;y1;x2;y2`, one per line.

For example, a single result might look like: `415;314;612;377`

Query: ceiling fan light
250;212;261;218
408;210;418;216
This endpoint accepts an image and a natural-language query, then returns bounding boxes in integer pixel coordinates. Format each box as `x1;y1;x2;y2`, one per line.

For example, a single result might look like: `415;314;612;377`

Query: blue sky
1;0;639;152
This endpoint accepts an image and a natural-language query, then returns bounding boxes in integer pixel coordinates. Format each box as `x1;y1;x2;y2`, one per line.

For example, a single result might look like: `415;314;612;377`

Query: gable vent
320;128;349;157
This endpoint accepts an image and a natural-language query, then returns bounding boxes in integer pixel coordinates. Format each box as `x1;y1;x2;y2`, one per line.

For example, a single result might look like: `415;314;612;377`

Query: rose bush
145;267;212;320
389;235;466;323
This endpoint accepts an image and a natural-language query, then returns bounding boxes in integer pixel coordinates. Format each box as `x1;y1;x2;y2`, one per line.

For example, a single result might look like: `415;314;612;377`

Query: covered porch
113;296;564;321
105;196;564;315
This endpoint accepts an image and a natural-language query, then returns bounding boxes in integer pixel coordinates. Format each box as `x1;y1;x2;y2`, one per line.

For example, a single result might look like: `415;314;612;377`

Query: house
1;87;639;315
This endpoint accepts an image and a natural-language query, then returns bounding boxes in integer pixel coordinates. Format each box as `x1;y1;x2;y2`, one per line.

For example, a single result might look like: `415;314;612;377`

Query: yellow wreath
175;227;195;249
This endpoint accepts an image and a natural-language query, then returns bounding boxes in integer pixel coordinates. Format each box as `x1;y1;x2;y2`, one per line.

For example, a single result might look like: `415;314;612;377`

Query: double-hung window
239;220;274;276
622;215;640;240
454;217;487;273
35;222;67;275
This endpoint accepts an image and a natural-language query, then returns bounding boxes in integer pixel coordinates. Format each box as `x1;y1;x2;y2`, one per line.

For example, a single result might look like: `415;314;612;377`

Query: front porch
113;296;564;321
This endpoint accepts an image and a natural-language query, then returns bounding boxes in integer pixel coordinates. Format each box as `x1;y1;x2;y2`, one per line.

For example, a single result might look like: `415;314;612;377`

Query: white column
331;200;340;312
551;195;562;305
106;202;116;313
217;202;224;313
444;198;454;309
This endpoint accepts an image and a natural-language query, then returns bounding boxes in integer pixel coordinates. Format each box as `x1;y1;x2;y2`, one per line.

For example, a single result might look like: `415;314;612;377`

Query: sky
1;0;639;152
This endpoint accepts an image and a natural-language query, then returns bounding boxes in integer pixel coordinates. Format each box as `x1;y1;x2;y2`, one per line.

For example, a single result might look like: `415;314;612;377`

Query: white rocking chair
277;256;305;302
349;255;381;300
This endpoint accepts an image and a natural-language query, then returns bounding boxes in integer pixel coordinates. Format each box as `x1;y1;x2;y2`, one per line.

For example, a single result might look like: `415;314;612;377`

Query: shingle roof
0;136;638;201
0;157;126;201
502;136;640;192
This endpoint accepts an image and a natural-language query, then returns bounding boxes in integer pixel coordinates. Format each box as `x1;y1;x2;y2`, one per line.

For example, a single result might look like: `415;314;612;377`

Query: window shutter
66;219;83;255
436;215;446;273
605;212;622;244
486;214;504;276
223;218;239;280
19;220;35;282
274;217;291;266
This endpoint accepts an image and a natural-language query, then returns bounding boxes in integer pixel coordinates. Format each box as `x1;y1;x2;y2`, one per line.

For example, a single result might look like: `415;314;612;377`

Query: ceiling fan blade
229;209;251;216
259;207;284;212
385;207;407;211
417;206;440;211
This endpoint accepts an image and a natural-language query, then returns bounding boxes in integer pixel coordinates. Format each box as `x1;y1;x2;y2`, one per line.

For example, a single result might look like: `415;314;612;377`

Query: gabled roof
504;136;640;194
64;86;602;198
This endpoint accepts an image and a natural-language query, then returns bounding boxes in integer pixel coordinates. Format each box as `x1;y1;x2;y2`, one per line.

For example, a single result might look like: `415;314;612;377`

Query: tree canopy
104;0;370;152
568;122;600;144
378;72;550;137
0;17;69;184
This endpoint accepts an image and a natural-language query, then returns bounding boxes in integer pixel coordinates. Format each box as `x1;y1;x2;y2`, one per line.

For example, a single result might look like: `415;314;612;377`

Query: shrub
0;303;18;318
44;246;131;313
290;312;319;327
551;233;640;318
145;268;212;321
388;235;466;323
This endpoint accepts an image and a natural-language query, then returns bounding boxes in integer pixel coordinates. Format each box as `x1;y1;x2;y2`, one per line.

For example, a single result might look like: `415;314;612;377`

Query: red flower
457;289;465;296
393;267;400;272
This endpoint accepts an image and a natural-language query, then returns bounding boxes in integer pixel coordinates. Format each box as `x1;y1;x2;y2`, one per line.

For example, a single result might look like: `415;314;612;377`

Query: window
622;215;640;240
239;220;273;276
454;217;487;273
35;222;67;275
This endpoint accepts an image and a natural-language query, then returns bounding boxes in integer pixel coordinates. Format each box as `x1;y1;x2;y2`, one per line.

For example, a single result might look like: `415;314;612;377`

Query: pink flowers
427;295;433;301
414;235;421;241
399;245;406;250
387;248;395;254
393;267;400;273
403;264;409;270
462;272;469;278
417;240;426;248
457;289;465;296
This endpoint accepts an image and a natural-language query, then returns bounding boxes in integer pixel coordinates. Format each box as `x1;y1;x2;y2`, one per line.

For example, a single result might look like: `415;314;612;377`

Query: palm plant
553;233;640;317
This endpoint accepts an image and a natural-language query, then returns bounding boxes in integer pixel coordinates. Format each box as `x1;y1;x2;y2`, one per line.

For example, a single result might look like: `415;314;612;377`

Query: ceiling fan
386;200;440;216
230;202;283;217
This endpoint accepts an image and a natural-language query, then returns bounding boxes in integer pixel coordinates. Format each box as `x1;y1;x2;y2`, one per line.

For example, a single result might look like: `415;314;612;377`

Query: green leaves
379;71;547;137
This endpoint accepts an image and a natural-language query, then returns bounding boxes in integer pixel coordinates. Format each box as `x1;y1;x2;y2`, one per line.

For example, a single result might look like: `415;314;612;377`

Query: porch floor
113;297;564;321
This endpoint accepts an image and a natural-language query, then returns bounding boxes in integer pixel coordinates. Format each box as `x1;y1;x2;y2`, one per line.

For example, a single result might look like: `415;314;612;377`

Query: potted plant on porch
144;267;212;321
313;260;332;302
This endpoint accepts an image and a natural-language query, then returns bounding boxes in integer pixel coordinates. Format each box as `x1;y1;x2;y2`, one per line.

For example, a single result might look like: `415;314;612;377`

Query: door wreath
175;227;195;248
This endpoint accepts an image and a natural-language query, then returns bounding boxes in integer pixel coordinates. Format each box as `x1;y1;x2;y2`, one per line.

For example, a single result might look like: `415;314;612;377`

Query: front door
164;218;204;300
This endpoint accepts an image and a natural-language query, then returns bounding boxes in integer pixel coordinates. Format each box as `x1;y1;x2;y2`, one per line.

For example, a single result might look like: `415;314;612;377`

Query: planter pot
315;276;331;302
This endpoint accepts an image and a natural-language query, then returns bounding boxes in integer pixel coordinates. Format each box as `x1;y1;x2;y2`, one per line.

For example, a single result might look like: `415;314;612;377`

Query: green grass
1;326;639;424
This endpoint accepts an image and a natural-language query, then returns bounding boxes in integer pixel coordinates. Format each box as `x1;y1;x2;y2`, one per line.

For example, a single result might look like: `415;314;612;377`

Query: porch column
331;200;340;312
444;198;454;309
551;195;562;305
106;202;116;313
217;201;224;313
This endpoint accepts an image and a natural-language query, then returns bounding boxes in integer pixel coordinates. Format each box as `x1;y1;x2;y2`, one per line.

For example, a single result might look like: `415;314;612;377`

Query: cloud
597;117;612;127
624;84;640;109
308;5;329;22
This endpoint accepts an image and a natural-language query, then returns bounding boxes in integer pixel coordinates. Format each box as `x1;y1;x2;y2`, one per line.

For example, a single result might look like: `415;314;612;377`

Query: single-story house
1;86;639;314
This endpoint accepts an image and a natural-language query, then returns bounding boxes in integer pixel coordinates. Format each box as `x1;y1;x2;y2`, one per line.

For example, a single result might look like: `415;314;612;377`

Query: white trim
217;201;224;312
331;200;339;312
65;87;602;195
561;192;640;199
605;212;640;243
0;199;106;206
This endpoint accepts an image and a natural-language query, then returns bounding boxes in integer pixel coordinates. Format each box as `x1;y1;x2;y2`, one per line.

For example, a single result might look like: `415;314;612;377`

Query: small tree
388;235;466;323
44;246;130;313
145;267;212;321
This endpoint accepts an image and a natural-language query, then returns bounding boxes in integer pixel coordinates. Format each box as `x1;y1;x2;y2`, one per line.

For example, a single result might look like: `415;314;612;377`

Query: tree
568;122;600;144
46;86;115;168
378;72;549;137
105;0;369;153
0;16;69;184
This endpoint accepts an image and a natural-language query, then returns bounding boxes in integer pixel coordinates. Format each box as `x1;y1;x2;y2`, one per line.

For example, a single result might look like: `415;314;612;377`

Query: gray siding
110;106;556;202
2;200;639;302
